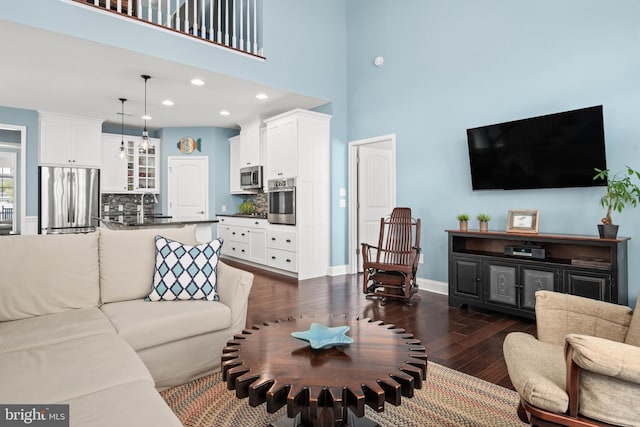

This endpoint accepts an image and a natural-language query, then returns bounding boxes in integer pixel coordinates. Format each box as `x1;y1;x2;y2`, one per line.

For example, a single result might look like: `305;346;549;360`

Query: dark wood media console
446;230;629;319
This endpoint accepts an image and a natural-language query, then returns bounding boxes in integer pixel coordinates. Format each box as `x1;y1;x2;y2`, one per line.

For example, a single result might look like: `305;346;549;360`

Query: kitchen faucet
139;192;158;223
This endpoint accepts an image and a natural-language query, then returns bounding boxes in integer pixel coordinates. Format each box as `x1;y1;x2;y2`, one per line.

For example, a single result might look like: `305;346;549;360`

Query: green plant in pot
477;213;490;232
593;166;640;238
239;199;255;215
457;213;470;231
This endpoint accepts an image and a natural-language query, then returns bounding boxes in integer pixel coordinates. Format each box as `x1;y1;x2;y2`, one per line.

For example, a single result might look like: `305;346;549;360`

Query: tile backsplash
101;193;159;217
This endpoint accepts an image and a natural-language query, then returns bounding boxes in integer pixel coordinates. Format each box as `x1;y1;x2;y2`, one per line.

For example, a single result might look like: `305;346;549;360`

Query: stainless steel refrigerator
39;166;100;234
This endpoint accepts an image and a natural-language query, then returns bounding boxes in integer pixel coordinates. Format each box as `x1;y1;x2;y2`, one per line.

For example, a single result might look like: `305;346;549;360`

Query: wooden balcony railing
72;0;264;58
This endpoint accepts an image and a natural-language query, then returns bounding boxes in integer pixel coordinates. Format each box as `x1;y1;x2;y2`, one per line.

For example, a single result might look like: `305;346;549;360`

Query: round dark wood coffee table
221;314;427;427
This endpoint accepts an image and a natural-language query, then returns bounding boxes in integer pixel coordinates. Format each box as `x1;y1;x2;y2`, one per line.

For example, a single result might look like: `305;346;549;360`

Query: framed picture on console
507;209;540;234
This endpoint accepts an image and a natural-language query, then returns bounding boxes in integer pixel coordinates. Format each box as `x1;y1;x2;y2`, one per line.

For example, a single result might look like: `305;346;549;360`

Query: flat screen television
466;105;607;190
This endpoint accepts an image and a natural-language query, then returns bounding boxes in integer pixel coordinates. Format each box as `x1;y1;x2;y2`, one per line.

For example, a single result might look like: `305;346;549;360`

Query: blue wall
346;0;640;299
3;1;640;300
0;107;38;216
158;127;239;221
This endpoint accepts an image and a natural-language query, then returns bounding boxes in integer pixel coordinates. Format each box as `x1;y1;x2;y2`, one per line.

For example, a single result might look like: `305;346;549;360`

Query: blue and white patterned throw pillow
146;236;223;301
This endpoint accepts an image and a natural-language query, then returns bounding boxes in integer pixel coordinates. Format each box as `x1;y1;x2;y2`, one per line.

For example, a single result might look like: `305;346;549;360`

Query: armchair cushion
535;290;632;346
503;332;568;413
566;334;640;384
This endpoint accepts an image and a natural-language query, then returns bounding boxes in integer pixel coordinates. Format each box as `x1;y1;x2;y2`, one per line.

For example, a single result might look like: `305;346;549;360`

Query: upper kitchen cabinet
39;112;104;167
238;117;264;168
264;113;298;180
101;133;160;193
229;135;255;194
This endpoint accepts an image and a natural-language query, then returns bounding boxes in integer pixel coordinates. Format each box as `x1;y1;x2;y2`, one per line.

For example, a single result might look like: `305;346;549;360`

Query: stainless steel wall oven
267;178;295;225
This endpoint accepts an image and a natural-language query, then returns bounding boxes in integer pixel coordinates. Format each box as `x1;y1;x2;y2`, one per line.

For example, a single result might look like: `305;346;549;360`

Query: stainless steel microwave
240;165;262;190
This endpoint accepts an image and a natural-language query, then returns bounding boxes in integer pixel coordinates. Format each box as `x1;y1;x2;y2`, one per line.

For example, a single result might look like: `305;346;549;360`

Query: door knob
196;210;205;214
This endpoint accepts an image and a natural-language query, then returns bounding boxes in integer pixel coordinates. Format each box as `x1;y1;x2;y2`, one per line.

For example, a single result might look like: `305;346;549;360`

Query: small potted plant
593;166;640;238
457;213;470;231
477;213;491;232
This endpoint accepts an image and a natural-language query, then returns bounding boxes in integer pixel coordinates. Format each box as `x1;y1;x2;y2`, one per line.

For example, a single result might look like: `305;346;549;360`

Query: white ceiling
0;19;327;131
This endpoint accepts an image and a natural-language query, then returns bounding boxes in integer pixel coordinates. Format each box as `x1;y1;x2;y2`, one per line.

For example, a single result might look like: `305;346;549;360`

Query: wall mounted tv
466;105;607;190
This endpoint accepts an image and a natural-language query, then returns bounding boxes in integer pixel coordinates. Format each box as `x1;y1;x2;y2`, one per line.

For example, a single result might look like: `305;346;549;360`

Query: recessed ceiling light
162;99;174;106
256;93;268;100
141;114;152;120
219;110;230;116
190;78;205;86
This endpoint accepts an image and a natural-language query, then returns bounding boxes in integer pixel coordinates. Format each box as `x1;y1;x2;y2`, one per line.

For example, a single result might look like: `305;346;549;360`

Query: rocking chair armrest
565;334;640;384
361;243;379;263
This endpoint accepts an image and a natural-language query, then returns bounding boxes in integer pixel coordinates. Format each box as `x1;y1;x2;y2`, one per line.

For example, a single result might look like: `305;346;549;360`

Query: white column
232;0;237;48
175;0;180;31
253;0;257;54
239;0;244;51
137;0;142;18
201;0;206;38
106;0;111;10
157;0;162;25
246;0;251;52
224;0;229;45
147;0;152;24
185;0;190;35
127;0;132;15
165;0;171;27
209;0;214;40
116;0;121;13
217;0;222;42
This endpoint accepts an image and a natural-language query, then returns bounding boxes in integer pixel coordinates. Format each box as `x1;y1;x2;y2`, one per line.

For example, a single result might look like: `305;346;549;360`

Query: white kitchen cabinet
217;216;267;264
100;133;160;194
264;115;297;180
266;228;297;272
39;112;103;167
238;117;264;168
228;135;254;195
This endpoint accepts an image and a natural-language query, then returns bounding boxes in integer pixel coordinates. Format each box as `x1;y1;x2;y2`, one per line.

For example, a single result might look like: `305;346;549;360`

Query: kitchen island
95;215;218;242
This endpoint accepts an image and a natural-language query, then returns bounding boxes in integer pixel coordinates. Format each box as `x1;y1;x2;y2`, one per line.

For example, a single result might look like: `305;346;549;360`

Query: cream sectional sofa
0;225;254;427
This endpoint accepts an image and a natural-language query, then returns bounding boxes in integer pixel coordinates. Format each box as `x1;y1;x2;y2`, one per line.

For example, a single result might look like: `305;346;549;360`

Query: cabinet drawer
267;248;297;272
228;226;250;243
267;229;297;251
226;241;249;259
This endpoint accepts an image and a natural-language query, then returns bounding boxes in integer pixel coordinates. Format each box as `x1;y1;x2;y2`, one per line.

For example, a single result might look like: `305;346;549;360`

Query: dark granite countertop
94;215;219;229
216;213;268;219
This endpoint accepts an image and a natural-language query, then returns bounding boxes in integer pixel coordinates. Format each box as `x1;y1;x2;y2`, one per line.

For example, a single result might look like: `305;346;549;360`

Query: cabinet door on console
564;269;612;302
521;266;558;309
486;263;517;306
451;257;482;299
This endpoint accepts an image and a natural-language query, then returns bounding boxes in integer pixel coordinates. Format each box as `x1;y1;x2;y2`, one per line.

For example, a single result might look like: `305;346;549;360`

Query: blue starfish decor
291;323;354;349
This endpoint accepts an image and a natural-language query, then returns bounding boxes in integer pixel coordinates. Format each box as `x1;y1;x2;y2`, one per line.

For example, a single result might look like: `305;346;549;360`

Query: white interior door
351;136;396;272
167;156;208;220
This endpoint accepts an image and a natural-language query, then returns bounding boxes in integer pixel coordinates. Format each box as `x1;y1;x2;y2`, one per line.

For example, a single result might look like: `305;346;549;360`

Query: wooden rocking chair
361;207;421;304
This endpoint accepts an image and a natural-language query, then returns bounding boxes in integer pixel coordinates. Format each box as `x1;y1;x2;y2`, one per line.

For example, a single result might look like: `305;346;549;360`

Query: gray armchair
503;290;640;426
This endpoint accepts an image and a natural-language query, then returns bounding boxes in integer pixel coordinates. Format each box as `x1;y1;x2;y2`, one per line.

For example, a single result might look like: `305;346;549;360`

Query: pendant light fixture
118;98;127;160
141;74;151;151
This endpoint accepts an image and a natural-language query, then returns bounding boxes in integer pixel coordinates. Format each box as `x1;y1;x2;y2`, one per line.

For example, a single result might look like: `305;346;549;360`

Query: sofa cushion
624;296;640;346
503;332;568;414
147;236;222;301
0;232;100;321
64;380;182;427
0;307;114;354
99;226;198;303
100;299;232;351
0;334;153;404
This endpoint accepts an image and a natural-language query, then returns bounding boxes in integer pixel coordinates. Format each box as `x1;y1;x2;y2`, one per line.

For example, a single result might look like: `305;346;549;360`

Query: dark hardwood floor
227;260;536;390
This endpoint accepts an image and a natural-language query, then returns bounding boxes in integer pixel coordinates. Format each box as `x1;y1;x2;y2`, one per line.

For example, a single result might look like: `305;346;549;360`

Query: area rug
161;362;527;426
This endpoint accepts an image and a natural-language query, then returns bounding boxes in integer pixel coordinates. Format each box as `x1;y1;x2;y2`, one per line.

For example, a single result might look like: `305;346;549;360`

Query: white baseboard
328;265;349;276
330;265;448;295
416;277;448;295
24;216;38;235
